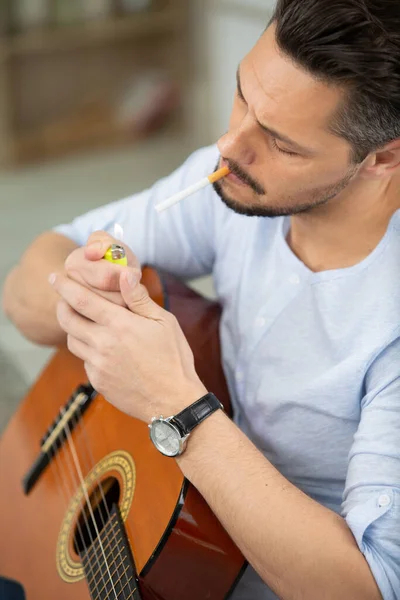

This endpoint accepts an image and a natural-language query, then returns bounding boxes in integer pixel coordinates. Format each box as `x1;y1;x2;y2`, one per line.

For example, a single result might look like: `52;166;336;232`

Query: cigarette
155;166;230;213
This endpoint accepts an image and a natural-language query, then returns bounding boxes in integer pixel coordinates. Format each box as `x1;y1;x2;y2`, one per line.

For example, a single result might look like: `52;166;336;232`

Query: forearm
2;232;78;346
177;409;382;600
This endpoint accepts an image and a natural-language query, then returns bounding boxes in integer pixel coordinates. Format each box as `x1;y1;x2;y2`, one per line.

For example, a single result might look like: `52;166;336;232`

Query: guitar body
0;268;245;600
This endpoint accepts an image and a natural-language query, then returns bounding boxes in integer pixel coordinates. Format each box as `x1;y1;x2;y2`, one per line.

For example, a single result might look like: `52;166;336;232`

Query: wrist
149;388;222;458
165;380;209;419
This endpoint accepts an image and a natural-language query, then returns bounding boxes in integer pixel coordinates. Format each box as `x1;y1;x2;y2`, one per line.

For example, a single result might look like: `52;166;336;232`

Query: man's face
215;25;360;218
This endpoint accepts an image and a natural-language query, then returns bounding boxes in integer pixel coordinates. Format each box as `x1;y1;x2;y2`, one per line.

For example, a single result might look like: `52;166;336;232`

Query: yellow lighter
104;244;128;266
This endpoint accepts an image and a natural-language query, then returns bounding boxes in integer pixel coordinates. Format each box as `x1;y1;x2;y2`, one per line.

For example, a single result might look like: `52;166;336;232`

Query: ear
359;139;400;179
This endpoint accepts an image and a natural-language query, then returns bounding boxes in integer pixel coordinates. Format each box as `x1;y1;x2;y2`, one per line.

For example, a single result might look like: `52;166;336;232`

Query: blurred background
0;0;274;430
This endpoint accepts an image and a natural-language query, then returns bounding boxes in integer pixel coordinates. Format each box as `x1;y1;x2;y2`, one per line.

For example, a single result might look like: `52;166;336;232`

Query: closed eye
271;137;299;157
236;74;301;157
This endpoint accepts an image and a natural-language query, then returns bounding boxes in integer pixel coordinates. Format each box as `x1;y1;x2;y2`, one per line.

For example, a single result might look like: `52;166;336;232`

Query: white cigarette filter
155;166;230;213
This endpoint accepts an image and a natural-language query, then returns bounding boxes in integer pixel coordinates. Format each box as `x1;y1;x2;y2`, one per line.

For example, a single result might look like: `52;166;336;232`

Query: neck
288;173;400;272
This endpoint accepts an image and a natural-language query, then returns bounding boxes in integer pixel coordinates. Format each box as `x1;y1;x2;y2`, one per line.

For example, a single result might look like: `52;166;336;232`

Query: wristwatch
149;393;223;457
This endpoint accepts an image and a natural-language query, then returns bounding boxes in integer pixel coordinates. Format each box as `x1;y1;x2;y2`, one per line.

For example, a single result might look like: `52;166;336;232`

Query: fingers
64;231;141;295
65;267;128;306
85;231;119;261
85;231;141;271
66;251;125;292
51;273;115;326
65;247;140;294
88;287;128;307
67;336;93;364
56;299;99;344
119;270;166;320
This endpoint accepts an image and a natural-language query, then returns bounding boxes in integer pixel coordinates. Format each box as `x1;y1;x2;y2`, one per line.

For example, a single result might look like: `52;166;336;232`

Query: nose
217;116;256;166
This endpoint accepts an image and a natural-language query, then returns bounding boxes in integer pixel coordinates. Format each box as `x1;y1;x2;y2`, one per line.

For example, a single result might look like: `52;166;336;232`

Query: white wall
204;0;276;139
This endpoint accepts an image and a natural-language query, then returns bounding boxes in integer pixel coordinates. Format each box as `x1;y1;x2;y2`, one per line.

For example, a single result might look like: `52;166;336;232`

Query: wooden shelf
0;0;189;166
2;8;182;59
11;108;182;164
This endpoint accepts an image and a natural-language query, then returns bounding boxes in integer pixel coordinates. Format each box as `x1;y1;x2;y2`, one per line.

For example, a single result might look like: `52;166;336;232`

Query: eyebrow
236;66;314;155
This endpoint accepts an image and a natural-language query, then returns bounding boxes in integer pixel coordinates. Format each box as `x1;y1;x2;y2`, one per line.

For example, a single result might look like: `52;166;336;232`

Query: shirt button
289;274;301;285
378;494;391;508
236;371;244;382
255;317;266;328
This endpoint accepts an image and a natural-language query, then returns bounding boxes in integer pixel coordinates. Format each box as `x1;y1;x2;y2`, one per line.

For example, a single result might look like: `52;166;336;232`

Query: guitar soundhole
73;476;121;554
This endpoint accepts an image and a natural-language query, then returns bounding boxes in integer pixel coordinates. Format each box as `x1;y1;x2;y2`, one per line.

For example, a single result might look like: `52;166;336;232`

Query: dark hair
271;0;400;162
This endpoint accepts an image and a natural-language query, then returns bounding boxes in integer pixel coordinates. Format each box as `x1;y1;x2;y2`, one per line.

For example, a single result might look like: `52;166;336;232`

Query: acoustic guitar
0;267;246;600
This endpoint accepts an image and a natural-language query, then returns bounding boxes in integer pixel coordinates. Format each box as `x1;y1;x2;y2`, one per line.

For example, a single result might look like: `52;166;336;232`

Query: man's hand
64;231;141;308
50;269;207;423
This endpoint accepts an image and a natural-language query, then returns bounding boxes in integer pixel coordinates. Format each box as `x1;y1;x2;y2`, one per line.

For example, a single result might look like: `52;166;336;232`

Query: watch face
150;420;181;457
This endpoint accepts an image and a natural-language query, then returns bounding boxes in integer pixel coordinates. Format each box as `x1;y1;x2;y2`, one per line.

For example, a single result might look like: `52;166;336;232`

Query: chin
213;180;285;218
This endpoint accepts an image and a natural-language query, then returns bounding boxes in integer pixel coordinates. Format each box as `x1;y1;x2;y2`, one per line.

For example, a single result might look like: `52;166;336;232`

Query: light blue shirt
55;145;400;600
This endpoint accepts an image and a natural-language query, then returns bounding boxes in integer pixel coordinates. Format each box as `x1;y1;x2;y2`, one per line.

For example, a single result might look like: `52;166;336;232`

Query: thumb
120;269;162;319
85;232;118;262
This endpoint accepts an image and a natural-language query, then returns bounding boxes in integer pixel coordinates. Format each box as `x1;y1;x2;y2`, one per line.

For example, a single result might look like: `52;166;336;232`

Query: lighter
104;244;128;266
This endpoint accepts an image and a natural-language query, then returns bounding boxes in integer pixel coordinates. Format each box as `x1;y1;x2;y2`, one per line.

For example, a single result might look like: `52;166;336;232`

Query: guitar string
69;405;130;600
49;406;116;600
46;398;134;600
61;411;119;600
71;402;133;600
50;416;111;600
47;425;102;600
74;402;135;599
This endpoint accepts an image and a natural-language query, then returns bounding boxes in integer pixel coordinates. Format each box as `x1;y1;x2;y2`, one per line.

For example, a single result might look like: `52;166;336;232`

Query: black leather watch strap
172;393;223;436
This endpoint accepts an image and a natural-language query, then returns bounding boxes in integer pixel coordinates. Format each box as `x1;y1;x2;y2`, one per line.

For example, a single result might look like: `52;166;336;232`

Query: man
3;1;400;598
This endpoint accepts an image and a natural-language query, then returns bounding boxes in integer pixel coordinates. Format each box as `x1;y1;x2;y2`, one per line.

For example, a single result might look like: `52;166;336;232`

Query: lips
221;160;246;186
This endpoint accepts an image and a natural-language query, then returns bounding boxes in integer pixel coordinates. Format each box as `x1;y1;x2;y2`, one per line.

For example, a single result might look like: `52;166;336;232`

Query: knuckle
138;283;150;302
135;289;147;306
75;293;89;312
134;291;150;313
65;249;87;283
64;248;79;271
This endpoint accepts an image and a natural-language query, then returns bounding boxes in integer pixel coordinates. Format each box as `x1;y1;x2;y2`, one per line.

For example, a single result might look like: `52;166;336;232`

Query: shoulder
360;212;400;386
369;210;400;328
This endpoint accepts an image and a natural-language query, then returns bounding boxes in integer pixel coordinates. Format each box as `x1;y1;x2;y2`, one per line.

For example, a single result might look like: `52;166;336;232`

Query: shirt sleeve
342;335;400;600
53;145;225;280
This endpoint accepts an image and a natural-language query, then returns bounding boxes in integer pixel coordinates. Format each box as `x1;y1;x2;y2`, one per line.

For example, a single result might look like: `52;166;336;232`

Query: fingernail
48;273;56;285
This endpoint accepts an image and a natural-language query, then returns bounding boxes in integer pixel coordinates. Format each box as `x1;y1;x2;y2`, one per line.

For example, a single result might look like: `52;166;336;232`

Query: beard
212;159;358;218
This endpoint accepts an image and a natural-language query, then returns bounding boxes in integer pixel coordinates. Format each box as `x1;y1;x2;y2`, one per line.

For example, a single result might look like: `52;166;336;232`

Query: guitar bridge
22;384;97;495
